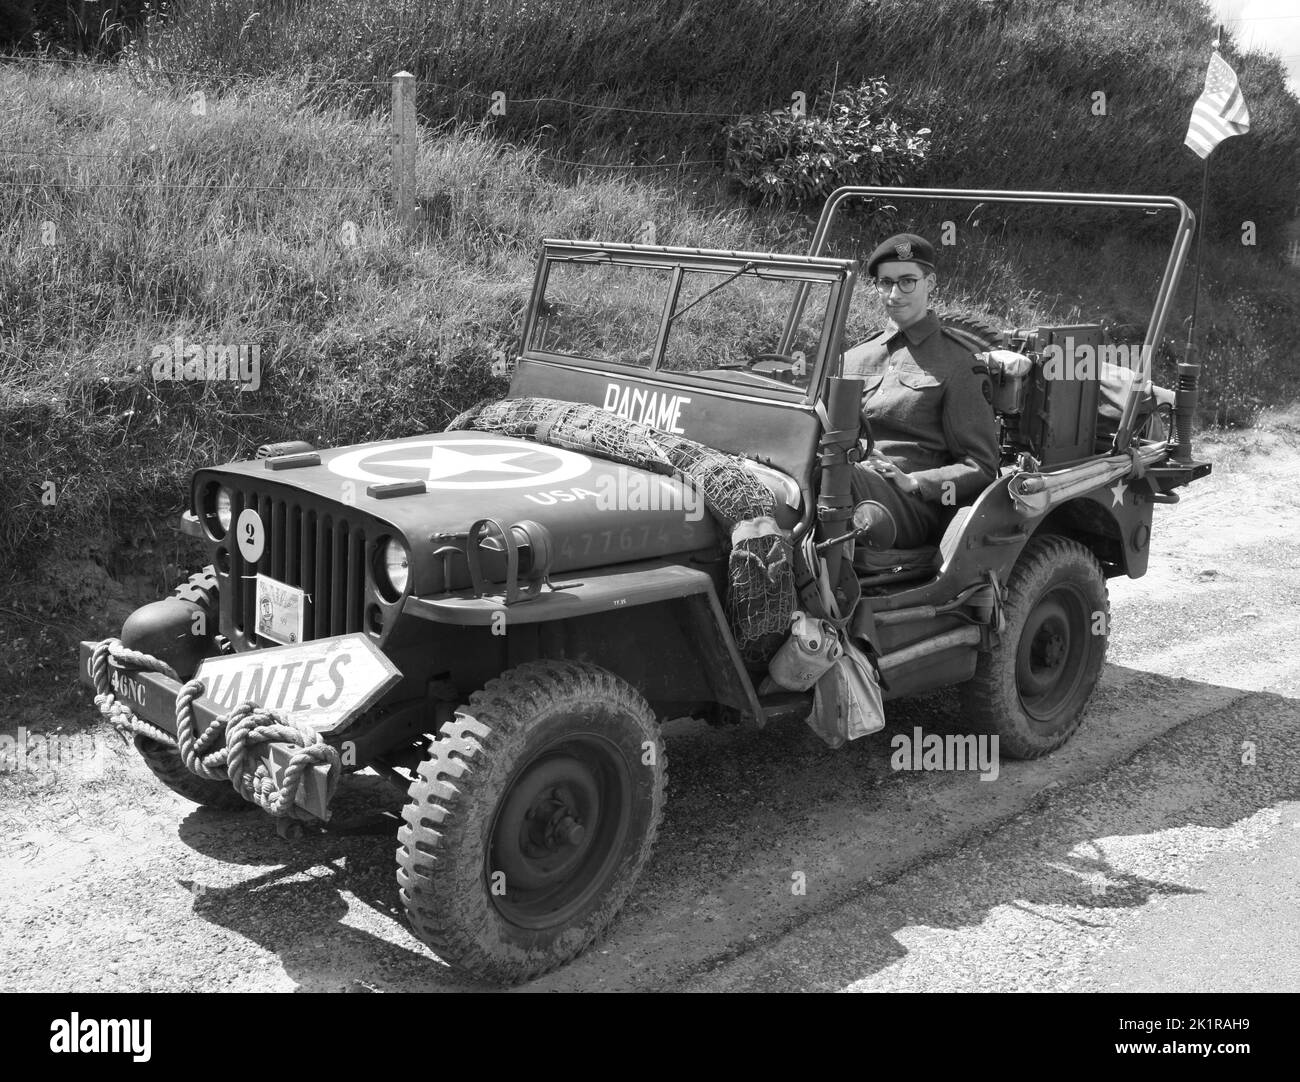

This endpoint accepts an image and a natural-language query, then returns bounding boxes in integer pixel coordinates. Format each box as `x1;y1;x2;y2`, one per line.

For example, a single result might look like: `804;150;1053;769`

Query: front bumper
78;641;336;820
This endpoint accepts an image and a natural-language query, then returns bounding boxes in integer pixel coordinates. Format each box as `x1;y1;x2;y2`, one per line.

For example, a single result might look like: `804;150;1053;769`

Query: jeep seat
853;506;973;586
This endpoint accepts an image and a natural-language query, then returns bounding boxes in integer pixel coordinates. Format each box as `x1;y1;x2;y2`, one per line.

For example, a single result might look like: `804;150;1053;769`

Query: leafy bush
723;80;931;209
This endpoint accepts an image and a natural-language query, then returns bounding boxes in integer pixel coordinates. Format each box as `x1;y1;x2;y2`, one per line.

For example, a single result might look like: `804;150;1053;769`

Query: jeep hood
197;431;718;591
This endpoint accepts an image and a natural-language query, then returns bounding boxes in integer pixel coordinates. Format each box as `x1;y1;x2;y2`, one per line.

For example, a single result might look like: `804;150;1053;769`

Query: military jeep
78;186;1211;983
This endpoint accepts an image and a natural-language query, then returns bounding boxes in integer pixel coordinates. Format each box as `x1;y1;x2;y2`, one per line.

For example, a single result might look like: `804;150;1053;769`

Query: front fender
403;559;763;719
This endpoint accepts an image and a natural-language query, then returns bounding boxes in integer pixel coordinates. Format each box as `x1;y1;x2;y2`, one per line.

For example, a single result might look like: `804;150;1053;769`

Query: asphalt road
2;415;1297;993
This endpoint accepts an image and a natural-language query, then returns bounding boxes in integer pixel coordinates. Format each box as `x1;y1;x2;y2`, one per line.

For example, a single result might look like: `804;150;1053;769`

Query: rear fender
1033;486;1155;578
849;473;1152;699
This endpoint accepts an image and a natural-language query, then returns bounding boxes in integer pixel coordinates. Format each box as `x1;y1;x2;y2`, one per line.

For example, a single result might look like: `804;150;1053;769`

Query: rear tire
396;660;666;984
959;535;1108;759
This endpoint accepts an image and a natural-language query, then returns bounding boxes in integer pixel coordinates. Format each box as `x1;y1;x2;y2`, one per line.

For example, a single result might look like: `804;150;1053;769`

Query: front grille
226;487;368;644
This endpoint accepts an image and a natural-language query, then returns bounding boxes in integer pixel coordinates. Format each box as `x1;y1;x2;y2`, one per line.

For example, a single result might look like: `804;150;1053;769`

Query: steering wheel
746;352;810;386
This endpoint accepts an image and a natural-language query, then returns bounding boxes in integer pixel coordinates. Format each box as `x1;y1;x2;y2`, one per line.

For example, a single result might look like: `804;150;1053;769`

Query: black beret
866;233;936;276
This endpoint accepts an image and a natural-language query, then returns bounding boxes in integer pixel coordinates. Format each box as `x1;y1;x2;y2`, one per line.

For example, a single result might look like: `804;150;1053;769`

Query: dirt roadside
1;409;1297;993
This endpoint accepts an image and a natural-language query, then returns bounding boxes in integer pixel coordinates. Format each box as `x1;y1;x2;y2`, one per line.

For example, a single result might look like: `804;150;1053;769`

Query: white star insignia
375;445;537;482
1110;479;1128;507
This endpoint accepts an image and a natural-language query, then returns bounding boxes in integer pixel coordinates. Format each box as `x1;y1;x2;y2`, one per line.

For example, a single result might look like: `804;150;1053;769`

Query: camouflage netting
448;397;796;663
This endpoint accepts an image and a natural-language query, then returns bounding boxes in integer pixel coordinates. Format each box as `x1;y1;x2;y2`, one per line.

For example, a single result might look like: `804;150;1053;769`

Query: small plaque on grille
255;574;306;645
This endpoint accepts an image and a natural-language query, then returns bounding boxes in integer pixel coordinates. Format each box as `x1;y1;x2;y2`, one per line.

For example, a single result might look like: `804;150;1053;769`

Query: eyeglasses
873;275;925;294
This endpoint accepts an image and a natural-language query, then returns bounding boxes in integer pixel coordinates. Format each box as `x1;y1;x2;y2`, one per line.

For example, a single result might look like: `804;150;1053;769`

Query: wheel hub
525;786;588;849
487;733;634;931
1034;625;1067;669
1015;586;1093;723
495;758;598;891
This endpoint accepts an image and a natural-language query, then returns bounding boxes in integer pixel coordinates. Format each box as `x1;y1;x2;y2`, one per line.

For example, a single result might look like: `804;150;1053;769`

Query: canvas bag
806;636;887;748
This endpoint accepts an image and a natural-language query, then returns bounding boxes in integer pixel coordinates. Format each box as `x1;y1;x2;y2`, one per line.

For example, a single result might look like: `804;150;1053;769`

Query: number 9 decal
236;508;265;563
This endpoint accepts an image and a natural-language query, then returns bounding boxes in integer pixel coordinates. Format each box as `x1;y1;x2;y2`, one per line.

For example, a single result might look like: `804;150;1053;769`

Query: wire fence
0;55;794;246
0;52;761;115
0;55;784;244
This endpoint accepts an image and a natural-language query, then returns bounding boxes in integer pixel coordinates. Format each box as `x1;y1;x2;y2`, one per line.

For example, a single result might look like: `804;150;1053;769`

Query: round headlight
378;537;410;599
215;486;234;534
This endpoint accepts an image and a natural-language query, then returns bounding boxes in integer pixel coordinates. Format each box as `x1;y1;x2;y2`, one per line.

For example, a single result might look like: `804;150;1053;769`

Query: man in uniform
843;232;999;549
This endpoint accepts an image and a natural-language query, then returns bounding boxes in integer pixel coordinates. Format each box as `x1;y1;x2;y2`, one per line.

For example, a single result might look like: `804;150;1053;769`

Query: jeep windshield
521;241;857;403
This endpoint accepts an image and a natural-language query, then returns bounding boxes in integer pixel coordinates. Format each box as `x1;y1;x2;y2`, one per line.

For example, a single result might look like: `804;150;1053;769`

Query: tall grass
124;0;1300;247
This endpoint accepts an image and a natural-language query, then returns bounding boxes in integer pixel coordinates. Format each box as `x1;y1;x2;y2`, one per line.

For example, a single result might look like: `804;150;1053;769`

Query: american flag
1184;51;1250;159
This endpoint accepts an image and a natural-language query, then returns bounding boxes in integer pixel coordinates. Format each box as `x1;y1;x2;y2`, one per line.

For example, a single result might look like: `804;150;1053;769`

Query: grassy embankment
2;0;1299;688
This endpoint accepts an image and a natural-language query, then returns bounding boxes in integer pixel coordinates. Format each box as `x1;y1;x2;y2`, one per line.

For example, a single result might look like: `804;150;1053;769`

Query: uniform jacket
841;311;1000;504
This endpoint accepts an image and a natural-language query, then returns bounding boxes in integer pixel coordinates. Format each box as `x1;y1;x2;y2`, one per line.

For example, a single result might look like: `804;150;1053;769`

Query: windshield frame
520;239;858;405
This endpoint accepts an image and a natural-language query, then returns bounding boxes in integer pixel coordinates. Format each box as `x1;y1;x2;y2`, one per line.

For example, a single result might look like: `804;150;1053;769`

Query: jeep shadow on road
166;664;1294;992
172;775;484;992
559;664;1297;992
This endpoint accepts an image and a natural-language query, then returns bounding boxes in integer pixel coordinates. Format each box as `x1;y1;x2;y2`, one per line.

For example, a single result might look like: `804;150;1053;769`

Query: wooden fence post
392;71;417;231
